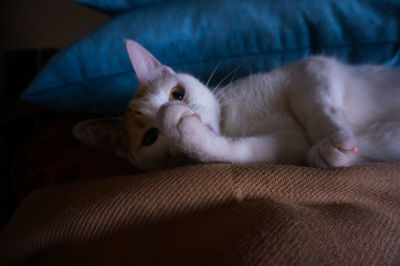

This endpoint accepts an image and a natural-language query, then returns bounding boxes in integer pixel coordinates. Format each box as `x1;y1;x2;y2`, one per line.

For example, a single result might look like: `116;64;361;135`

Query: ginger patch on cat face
125;104;155;152
133;84;149;99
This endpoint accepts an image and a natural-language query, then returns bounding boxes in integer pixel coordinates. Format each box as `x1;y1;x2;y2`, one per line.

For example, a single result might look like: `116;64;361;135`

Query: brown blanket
1;163;400;265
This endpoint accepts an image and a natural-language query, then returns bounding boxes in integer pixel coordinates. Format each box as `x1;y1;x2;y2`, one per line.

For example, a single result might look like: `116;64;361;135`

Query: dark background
0;0;109;229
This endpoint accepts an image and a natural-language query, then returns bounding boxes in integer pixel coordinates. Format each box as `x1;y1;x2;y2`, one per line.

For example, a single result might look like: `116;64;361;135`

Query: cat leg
157;101;307;164
292;96;358;167
288;57;358;167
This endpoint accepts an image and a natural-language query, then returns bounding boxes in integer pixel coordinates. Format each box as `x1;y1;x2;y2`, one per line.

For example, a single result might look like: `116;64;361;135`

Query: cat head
73;40;221;171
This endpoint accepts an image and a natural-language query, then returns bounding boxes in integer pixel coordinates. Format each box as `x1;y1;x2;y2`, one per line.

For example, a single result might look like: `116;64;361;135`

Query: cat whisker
217;95;248;107
206;60;222;88
212;63;244;94
214;84;232;99
215;90;232;102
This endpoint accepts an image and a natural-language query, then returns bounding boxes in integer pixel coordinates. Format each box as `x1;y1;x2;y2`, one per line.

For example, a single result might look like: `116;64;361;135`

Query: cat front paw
157;101;213;159
308;130;358;168
156;101;195;139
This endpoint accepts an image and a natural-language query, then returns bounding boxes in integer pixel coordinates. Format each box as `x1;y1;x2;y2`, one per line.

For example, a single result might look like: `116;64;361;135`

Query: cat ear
73;118;130;158
125;39;174;84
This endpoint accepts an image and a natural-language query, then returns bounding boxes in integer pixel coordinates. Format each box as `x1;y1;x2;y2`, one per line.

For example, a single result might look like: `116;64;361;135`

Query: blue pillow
23;0;400;115
75;0;167;13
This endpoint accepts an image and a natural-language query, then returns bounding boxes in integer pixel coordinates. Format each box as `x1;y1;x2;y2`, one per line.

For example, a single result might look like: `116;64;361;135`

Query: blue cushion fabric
75;0;167;14
23;0;400;115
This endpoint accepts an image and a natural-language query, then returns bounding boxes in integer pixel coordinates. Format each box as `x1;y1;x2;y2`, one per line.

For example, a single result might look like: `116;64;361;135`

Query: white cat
74;40;400;171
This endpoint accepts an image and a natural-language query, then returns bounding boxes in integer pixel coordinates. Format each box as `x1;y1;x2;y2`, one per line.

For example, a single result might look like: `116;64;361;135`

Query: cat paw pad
330;130;358;154
308;130;358;168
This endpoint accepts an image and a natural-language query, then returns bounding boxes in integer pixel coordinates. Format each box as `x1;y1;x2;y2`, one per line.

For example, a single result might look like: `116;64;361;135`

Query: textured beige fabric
1;163;400;265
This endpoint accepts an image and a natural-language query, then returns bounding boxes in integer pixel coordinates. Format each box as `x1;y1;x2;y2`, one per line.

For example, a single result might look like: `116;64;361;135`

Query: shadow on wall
0;0;108;229
0;0;110;49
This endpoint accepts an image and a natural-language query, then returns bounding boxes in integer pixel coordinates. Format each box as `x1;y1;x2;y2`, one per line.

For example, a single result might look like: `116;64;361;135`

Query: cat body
218;57;400;165
74;40;400;171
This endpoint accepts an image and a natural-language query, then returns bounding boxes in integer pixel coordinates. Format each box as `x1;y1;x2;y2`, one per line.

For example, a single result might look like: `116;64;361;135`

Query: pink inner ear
125;40;174;84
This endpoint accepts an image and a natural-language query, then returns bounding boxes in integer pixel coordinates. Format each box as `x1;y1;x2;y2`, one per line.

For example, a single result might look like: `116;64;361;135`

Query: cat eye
142;127;159;146
169;86;185;101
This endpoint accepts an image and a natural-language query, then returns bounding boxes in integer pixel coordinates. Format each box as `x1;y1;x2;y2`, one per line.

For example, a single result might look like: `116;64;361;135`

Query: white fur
125;41;400;169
